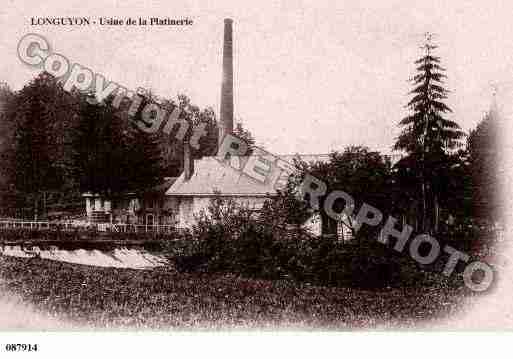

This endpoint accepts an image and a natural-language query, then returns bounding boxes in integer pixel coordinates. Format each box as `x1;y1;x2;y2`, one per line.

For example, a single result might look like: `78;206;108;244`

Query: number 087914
5;344;38;352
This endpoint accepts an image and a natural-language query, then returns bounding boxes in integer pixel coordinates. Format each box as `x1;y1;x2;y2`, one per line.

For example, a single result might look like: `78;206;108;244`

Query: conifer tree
394;34;464;232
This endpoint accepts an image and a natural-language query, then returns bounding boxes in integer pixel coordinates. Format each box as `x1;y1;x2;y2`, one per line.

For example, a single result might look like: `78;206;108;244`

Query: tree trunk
43;191;46;220
434;194;439;234
421;180;428;233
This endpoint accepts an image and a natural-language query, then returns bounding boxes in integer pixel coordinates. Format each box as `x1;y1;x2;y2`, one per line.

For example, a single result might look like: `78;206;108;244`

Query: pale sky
1;0;512;155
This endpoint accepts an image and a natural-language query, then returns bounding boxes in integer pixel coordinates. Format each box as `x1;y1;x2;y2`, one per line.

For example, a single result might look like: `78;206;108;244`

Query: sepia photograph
0;0;512;357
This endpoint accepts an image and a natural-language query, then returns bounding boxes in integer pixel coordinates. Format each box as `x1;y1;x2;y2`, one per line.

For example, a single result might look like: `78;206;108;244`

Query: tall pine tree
394;34;464;233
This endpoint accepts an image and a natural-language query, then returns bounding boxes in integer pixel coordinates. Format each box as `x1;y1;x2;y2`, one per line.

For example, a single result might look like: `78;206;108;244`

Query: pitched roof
165;154;333;197
165;157;278;196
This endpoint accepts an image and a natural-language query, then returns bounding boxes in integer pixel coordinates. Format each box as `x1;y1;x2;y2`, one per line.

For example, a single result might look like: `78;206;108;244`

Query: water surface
0;245;168;269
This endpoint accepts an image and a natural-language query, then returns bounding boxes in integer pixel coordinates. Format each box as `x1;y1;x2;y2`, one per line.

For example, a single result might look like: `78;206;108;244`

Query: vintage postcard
0;0;512;357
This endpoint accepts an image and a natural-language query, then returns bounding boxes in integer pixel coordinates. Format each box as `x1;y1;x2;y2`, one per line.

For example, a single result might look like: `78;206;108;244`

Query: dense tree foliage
467;110;501;223
0;73;253;218
0;83;15;188
297;146;392;239
75;93;163;194
2;73;80;217
157;95;256;176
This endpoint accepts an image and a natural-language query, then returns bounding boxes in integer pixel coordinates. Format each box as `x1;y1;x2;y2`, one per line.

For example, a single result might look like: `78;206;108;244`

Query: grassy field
0;255;481;330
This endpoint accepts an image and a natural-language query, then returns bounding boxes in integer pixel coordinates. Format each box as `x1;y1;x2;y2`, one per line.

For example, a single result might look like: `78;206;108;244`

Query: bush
171;196;440;289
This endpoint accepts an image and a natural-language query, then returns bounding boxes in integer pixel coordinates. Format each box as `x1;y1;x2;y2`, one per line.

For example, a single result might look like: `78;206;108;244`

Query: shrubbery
168;196;441;289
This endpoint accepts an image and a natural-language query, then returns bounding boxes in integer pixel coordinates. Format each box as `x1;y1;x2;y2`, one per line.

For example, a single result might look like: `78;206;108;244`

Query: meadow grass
0;255;478;330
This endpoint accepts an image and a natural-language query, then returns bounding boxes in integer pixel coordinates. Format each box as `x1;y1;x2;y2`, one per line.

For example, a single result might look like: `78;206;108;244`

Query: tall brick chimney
219;18;234;148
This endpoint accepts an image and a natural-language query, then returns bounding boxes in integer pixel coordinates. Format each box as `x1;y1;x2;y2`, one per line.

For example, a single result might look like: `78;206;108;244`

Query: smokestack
219;18;234;147
183;141;194;181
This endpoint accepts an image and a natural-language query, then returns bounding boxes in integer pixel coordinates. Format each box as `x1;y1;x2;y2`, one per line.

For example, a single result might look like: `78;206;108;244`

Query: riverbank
0;255;478;329
0;227;179;251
